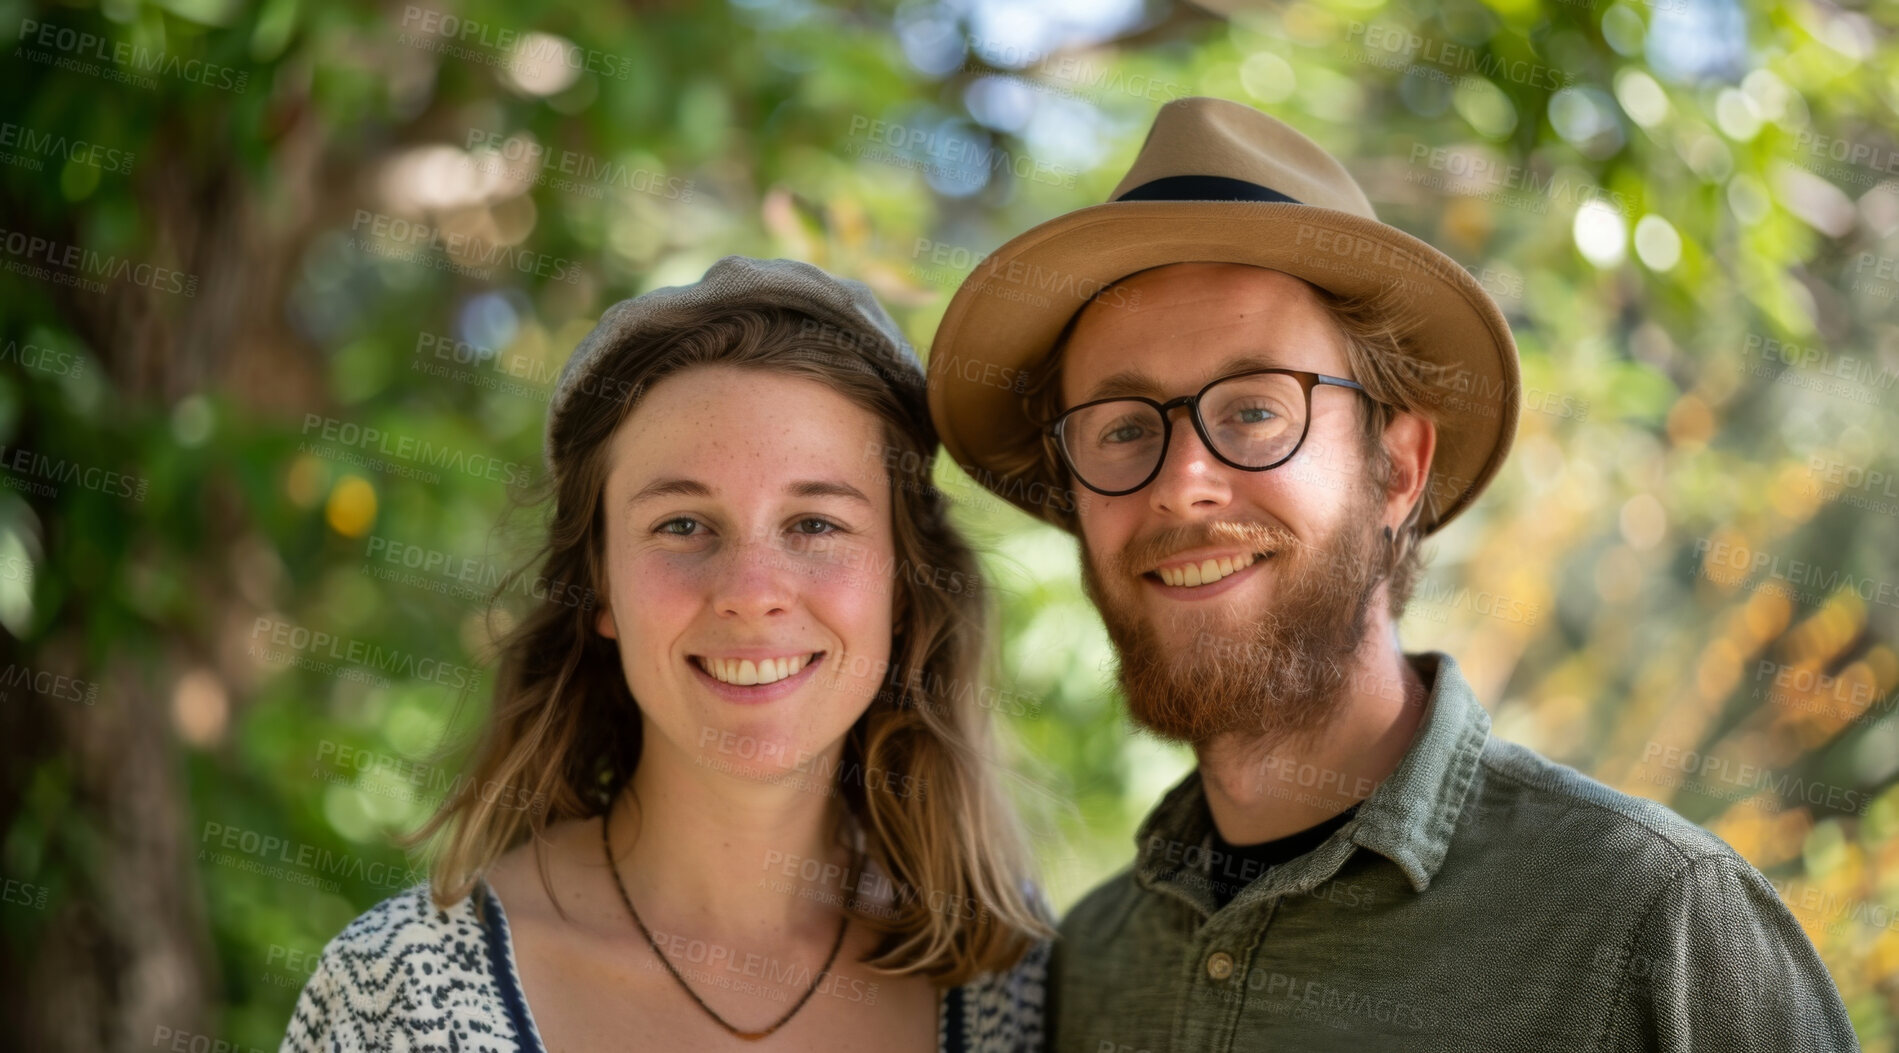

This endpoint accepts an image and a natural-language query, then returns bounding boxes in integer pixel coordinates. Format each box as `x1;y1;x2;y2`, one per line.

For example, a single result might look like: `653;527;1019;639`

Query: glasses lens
1060;400;1168;492
1201;372;1305;468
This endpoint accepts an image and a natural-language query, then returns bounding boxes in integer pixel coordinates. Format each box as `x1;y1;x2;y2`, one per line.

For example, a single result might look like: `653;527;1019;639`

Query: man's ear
1381;411;1437;529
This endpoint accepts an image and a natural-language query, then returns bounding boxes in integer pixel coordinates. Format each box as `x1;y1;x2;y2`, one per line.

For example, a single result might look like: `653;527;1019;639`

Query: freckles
1081;497;1134;548
622;553;684;596
622;551;708;631
803;561;886;609
800;548;897;616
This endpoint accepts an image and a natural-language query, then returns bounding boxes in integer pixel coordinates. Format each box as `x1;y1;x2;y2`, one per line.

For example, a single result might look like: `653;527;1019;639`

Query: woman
282;257;1053;1051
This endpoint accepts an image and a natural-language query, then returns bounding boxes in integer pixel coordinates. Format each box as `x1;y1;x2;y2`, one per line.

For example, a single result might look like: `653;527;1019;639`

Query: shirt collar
1132;650;1490;902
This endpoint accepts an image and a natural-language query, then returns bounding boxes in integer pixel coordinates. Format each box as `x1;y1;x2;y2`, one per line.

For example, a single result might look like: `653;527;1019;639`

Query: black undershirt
1203;804;1360;910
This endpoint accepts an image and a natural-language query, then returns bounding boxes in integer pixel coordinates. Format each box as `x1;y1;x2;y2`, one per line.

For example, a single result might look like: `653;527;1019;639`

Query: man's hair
997;268;1443;621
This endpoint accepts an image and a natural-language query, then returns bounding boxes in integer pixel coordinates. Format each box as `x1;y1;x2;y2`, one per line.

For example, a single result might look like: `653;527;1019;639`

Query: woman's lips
687;651;828;704
694;652;819;685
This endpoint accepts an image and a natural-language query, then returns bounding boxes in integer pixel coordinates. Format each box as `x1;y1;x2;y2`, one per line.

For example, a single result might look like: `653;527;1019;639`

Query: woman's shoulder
311;882;497;983
281;882;530;1053
333;881;482;946
943;935;1052;1053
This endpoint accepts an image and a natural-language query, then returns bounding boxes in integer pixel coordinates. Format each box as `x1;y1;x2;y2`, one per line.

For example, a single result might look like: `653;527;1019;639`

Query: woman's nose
709;532;796;619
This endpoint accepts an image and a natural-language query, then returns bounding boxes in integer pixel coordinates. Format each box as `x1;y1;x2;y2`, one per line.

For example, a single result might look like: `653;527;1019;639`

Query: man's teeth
1156;552;1261;588
698;653;817;686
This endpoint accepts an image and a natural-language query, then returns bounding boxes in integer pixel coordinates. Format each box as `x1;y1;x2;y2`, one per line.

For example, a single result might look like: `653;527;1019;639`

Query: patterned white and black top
280;882;1050;1053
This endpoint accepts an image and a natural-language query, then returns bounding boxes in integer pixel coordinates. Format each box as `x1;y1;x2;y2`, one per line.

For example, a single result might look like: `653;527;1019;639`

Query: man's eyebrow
1080;353;1290;402
626;477;872;508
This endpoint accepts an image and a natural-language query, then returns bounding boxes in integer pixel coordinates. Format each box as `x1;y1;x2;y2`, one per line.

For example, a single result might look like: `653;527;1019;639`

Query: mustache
1108;519;1299;577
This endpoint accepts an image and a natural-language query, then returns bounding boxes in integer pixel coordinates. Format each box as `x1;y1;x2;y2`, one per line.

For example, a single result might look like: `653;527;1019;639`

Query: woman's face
595;365;898;784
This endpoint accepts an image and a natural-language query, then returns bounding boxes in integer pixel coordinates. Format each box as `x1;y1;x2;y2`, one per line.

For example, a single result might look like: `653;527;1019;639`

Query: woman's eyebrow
785;479;873;505
626;477;871;508
627;477;711;507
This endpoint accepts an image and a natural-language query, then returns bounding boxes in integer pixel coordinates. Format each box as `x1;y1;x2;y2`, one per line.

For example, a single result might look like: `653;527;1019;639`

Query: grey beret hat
545;255;923;474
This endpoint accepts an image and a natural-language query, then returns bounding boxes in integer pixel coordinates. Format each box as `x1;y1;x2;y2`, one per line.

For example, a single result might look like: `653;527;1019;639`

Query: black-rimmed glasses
1046;368;1371;497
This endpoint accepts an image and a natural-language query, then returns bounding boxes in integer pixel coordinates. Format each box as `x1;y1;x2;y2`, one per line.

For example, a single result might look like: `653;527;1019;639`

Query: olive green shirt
1050;651;1858;1052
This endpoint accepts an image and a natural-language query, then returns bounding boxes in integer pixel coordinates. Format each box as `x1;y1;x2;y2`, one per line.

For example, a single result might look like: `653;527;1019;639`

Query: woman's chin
698;755;835;795
685;724;842;789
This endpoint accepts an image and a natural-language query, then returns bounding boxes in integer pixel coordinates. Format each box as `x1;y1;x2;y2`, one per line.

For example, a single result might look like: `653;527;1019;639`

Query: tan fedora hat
926;96;1520;537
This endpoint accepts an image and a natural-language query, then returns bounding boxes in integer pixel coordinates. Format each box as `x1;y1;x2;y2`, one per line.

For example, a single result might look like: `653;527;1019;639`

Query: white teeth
1156;552;1261;588
699;653;816;685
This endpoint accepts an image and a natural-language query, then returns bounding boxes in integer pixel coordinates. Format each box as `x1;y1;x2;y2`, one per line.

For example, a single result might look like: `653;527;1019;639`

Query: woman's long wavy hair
404;302;1052;984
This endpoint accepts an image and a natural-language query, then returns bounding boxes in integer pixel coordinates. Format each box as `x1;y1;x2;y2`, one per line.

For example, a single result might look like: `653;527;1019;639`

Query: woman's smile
686;649;829;704
691;651;823;686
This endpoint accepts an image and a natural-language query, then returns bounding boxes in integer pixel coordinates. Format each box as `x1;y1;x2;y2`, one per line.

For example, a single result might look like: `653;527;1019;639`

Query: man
925;97;1856;1051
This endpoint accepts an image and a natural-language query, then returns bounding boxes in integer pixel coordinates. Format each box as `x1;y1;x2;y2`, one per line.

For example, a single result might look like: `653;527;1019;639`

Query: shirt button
1206;951;1234;980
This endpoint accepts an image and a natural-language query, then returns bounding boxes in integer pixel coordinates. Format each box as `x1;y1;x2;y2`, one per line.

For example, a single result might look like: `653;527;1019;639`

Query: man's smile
1142;549;1275;597
1145;548;1271;588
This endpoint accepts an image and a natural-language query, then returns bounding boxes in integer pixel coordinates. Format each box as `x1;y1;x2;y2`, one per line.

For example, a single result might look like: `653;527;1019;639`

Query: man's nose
1147;406;1233;515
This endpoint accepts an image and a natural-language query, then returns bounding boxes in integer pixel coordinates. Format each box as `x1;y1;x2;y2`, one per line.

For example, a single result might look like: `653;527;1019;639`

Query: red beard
1079;481;1391;747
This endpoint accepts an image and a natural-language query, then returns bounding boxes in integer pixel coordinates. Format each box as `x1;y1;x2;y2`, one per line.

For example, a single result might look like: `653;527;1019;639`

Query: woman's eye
657;517;702;536
793;517;840;536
